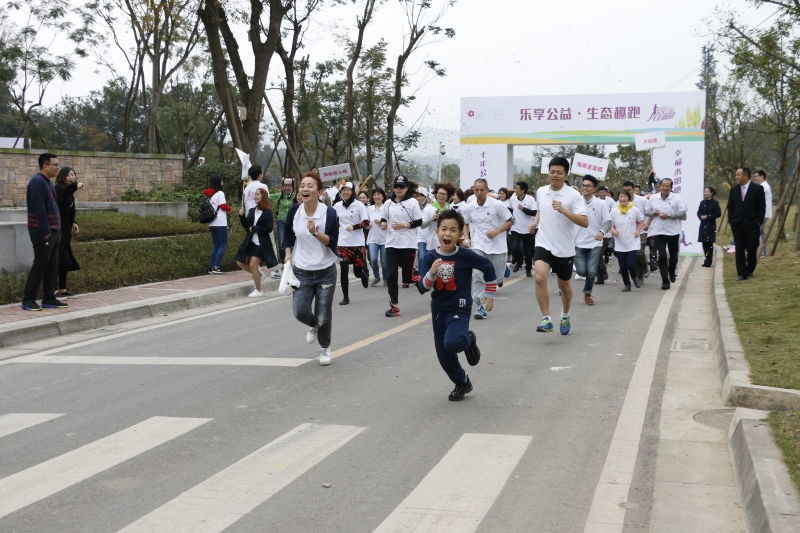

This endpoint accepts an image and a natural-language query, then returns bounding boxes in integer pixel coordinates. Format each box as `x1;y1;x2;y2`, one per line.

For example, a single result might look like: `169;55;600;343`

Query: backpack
198;194;219;223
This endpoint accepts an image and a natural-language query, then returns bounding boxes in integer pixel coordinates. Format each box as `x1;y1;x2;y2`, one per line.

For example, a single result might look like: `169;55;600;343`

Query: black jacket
696;198;721;243
727;182;766;229
234;207;278;268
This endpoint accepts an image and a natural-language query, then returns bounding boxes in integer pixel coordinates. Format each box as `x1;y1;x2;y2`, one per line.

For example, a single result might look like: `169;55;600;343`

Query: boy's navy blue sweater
27;173;61;236
420;247;497;312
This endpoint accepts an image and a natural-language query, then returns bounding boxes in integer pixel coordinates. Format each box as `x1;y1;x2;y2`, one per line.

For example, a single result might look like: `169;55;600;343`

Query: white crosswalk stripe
117;423;365;533
0;413;63;439
0;416;211;519
374;433;532;532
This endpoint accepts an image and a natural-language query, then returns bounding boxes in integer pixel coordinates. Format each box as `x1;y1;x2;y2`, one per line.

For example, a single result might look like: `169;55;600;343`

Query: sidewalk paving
1;262;798;531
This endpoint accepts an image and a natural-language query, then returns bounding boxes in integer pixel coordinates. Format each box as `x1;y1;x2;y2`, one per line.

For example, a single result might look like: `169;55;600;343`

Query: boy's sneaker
42;298;68;309
21;301;42;311
536;318;553;332
319;347;331;366
209;267;223;274
504;263;511;278
559;315;571;335
448;379;473;401
385;304;402;317
473;306;488;319
465;330;481;366
247;290;263;298
306;326;317;344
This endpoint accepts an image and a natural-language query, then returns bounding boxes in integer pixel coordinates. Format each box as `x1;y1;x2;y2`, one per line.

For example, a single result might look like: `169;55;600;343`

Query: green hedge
76;211;207;241
0;230;244;305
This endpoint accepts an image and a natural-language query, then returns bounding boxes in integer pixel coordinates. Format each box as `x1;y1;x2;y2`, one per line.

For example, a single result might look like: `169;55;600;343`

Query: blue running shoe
536;318;553;332
473;306;488;319
504;263;511;278
559;315;571;335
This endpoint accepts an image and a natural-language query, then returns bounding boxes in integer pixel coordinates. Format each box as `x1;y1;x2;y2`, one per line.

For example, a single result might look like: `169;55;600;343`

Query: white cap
341;181;354;189
416;186;430;197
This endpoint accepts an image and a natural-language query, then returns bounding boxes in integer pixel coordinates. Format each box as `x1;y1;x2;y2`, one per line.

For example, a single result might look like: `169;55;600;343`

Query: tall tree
0;0;89;147
198;0;290;154
384;0;455;186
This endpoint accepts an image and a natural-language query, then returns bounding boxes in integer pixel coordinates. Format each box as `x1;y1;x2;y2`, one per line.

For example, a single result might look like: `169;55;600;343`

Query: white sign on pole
571;153;609;180
235;148;250;179
319;163;352;182
634;131;666;151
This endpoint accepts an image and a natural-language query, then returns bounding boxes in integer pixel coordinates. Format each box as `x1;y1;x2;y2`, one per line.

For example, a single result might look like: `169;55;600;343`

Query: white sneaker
306;326;317;344
247;289;263;298
319;347;331;366
574;274;585;280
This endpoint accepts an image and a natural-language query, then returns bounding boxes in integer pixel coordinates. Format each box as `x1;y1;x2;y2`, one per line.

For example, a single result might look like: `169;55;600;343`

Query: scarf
617;202;634;215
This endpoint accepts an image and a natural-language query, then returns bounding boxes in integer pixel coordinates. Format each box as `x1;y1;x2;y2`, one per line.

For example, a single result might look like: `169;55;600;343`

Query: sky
42;0;772;151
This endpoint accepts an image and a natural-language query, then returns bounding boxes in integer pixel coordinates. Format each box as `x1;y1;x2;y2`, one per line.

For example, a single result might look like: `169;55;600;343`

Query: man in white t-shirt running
243;165;269;212
528;157;588;335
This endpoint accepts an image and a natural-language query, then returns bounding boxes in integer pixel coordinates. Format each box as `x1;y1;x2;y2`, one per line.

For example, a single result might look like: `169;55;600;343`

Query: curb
0;278;280;351
728;409;800;532
711;254;800;410
711;251;800;531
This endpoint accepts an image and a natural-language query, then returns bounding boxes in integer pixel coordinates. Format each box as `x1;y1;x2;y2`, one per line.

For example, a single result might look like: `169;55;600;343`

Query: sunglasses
393;185;407;189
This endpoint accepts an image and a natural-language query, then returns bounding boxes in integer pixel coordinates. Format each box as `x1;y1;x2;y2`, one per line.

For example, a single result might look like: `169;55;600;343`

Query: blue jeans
614;250;638;287
368;242;388;280
431;309;471;386
276;220;287;262
209;226;228;269
574;246;602;294
416;242;428;276
292;264;337;348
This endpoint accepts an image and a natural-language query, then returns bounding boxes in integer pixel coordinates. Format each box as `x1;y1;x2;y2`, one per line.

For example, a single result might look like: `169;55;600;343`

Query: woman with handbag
282;171;340;366
235;188;279;297
204;174;232;274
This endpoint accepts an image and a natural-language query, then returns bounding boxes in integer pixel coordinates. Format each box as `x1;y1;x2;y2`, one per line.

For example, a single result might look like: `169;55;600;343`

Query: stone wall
0;149;184;207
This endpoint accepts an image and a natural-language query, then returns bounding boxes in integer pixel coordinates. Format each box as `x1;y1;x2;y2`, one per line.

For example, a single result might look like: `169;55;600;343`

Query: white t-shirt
366;204;387;245
575;196;611;249
417;202;439;249
509;193;537;234
208;191;227;227
291;203;338;271
646;192;687;237
601;196;615;213
762;181;772;219
333;200;368;247
250;209;264;246
611;205;645;252
243;180;269;212
463;196;513;254
383;197;422;249
534;184;587;258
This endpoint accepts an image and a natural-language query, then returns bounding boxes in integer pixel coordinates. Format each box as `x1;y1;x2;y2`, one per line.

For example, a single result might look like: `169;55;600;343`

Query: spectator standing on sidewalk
54;166;84;299
528;156;588;334
205;174;232;274
21;153;67;311
728;167;766;281
283;171;340;365
752;169;772;257
645;178;687;290
697;186;721;267
574;175;611;305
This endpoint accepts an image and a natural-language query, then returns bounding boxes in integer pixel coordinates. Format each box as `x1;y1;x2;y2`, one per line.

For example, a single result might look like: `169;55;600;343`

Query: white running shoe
247;289;263;298
306;326;317;344
319;347;331;365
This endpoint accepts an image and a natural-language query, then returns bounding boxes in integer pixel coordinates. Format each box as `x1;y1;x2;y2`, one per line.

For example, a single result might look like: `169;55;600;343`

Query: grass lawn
717;200;799;493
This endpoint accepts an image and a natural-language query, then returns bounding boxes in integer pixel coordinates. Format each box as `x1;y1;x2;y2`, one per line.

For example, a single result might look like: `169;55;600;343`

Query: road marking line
117;423;364;533
374;432;531;532
7;355;309;367
0;413;64;439
0;416;211;519
582;262;681;532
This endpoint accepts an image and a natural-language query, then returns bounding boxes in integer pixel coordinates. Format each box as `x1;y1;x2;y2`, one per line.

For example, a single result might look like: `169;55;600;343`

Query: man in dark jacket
727;167;766;281
21;153;67;310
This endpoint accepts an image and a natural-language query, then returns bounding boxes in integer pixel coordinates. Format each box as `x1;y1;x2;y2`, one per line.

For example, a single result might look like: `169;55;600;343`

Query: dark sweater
27;173;60;236
420;247;497;312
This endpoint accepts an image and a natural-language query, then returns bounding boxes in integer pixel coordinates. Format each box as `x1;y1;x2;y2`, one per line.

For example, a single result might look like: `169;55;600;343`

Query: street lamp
437;142;446;182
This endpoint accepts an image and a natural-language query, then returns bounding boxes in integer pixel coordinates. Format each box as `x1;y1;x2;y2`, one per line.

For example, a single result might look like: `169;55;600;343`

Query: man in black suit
727;167;766;281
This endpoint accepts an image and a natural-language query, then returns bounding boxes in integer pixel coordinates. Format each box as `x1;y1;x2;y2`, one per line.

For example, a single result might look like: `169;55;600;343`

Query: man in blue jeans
574;175;611;305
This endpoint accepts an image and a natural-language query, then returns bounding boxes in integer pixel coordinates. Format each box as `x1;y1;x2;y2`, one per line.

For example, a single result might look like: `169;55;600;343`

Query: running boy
419;209;497;401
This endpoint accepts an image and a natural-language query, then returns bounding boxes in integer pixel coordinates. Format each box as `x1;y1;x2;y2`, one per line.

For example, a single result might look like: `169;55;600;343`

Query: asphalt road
0;269;669;532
